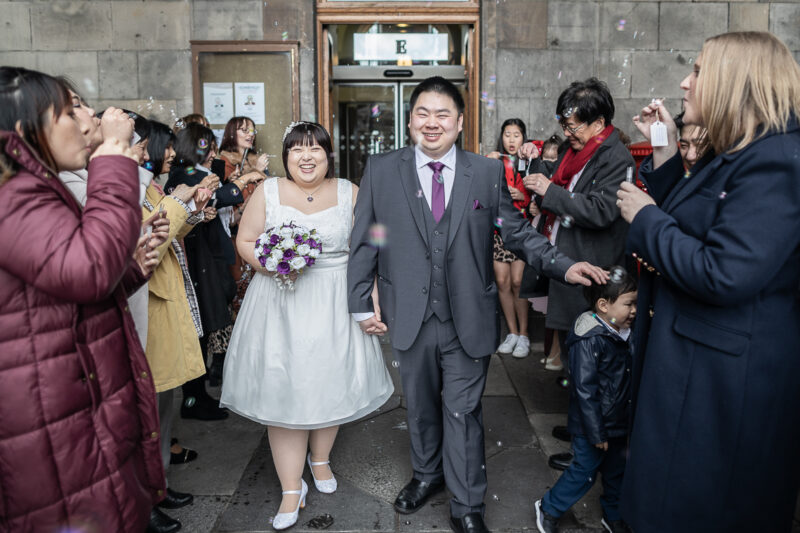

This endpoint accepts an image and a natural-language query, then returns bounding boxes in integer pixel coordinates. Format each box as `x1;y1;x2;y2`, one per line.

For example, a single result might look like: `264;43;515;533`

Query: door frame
315;1;480;153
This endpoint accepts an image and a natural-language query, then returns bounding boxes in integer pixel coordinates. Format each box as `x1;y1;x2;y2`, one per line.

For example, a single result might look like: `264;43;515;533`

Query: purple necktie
428;161;445;223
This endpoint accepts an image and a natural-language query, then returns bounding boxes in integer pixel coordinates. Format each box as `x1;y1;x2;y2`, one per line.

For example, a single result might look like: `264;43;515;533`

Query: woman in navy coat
616;31;800;532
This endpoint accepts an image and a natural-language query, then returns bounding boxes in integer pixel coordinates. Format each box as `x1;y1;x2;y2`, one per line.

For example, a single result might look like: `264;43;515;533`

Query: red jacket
0;132;165;532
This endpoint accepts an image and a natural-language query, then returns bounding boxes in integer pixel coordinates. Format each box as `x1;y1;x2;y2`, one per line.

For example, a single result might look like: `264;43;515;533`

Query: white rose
281;237;294;250
279;226;294;238
265;257;279;271
270;248;283;260
290;256;306;270
296;243;311;256
309;248;320;258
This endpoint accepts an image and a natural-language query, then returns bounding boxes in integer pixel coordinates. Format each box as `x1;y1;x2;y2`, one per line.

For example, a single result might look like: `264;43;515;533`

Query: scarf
543;124;614;239
503;155;531;212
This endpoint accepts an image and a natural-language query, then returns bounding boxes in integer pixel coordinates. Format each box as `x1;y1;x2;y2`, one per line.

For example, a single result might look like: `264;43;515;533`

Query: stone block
98;51;138;100
137;50;192;101
299;47;316;121
0;51;36;70
599;2;659;50
597;50;633;100
0;3;31;51
191;0;263;41
263;0;311;42
37;51;99;99
94;98;180;125
771;4;800;51
729;3;769;32
659;2;728;51
31;2;112;51
495;49;595;100
547;1;598;50
630;50;697;100
497;0;547;50
111;1;190;50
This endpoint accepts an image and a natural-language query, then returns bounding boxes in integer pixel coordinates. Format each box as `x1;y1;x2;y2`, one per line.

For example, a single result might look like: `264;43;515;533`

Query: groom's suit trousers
393;315;490;518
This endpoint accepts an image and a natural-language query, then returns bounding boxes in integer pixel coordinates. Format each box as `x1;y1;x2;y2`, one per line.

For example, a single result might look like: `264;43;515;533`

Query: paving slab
168;495;231;533
503;353;570;415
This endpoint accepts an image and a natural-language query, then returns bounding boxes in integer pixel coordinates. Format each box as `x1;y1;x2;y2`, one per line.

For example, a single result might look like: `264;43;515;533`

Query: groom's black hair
409;76;465;115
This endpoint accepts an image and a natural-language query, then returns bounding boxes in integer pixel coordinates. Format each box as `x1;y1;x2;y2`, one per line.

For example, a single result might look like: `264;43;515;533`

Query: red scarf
543;124;614;238
503;156;531;212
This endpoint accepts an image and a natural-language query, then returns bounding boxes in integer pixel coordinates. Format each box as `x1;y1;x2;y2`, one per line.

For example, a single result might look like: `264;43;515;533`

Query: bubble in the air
186;166;197;175
481;464;486;470
371;104;380;117
610;317;617;323
481;91;489;101
185;396;196;407
496;441;502;447
198;138;208;149
550;258;555;264
404;521;411;525
143;161;154;171
684;170;691;179
494;217;504;228
616;19;626;31
369;223;387;248
557;70;562;79
609;267;624;283
486;99;496;110
281;31;289;41
633;30;638;39
391;360;399;368
489;74;496;84
561;215;574;229
570;192;575;199
175;120;186;130
557;377;569;389
492;494;499;501
416;189;424;198
718;191;727;199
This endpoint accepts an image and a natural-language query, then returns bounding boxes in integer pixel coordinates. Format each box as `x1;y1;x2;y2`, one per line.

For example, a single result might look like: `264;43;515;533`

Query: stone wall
1;1;798;146
0;0;316;126
481;0;800;149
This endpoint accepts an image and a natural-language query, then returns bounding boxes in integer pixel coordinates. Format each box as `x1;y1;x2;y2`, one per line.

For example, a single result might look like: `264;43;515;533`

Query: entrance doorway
315;5;480;183
332;67;466;183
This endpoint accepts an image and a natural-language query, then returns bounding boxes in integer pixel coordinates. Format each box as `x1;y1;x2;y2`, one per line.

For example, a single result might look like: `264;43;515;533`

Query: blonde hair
698;31;800;154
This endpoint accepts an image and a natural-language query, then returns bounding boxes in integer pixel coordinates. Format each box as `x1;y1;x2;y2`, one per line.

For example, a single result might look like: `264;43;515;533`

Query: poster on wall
234;82;266;125
202;82;234;125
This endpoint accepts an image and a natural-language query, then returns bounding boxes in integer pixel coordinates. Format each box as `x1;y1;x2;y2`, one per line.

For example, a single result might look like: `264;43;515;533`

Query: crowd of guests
1;29;799;533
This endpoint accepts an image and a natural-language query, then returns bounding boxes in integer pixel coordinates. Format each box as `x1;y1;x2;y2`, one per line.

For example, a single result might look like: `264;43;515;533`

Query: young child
535;266;637;533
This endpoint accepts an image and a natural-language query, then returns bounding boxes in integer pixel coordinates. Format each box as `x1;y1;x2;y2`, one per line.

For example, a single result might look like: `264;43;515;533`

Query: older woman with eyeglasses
518;78;634;370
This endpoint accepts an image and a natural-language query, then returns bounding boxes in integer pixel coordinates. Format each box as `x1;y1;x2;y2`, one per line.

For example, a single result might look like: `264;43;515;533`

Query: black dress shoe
394;478;445;514
551;425;571;442
180;396;229;420
170;446;198;465
547;452;573;471
146;508;181;533
157;488;194;509
450;512;490;533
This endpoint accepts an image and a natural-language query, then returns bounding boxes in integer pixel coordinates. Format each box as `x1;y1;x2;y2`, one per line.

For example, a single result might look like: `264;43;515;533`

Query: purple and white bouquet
254;222;322;290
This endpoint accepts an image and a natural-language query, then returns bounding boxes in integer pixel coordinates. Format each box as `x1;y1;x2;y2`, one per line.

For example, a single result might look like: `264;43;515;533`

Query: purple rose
305;256;315;266
294;234;304;244
259;256;267;267
270;234;281;245
264;247;272;255
308;238;317;248
277;261;290;275
283;249;295;260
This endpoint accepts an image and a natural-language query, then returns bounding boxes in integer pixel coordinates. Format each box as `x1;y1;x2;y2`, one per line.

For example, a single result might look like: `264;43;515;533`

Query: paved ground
164;316;800;533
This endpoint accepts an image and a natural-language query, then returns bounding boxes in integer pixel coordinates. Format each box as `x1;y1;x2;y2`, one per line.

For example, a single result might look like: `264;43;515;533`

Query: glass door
332;83;397;184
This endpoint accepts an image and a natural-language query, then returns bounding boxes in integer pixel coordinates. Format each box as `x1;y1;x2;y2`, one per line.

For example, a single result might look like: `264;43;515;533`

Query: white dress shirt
353;144;458;324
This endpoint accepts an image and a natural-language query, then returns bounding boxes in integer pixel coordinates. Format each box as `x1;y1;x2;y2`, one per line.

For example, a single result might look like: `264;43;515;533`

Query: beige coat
143;184;206;392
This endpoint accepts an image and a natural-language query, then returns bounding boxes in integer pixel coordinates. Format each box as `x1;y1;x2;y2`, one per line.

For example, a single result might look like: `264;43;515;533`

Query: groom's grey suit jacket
348;145;575;358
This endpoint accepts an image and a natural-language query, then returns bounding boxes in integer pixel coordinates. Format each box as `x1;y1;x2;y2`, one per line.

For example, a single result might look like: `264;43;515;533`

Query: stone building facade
1;0;798;154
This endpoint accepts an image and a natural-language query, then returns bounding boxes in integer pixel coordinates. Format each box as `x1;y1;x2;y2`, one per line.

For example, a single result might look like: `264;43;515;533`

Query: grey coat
534;129;633;330
348;145;575;358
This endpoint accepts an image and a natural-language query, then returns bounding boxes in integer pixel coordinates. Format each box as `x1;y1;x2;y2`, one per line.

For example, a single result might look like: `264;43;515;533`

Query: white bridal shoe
272;479;307;530
307;452;338;493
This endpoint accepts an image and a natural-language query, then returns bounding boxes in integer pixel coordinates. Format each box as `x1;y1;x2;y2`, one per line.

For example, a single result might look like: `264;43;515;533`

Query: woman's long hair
219;116;254;154
146;121;176;175
494;118;527;155
0;67;71;177
173;123;216;168
699;31;800;154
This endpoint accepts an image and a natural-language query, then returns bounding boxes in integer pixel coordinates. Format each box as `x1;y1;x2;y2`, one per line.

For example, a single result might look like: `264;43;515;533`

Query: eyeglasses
238;127;257;135
560;122;587;135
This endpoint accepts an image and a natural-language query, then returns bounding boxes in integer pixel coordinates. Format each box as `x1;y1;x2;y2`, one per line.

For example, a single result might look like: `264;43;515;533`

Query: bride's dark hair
281;122;335;181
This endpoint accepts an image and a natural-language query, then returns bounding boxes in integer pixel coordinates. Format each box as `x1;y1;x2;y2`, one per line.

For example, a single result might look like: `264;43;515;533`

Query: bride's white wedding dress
220;177;393;428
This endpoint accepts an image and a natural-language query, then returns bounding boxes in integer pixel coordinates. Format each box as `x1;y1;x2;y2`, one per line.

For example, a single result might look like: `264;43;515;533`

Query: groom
347;77;605;533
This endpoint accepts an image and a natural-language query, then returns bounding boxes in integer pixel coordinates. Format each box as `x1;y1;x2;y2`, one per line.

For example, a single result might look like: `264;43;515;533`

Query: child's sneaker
496;333;518;354
534;499;559;533
601;515;631;533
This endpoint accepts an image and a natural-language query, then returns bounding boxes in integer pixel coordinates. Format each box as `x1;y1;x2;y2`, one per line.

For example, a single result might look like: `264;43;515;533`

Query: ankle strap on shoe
282;488;302;495
309;459;330;466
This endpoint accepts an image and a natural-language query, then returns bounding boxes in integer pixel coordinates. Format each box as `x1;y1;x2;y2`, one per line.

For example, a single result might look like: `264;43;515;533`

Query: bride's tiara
282;121;312;143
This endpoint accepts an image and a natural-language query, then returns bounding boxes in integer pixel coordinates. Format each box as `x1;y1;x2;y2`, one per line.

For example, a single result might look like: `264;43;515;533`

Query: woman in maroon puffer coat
0;67;166;532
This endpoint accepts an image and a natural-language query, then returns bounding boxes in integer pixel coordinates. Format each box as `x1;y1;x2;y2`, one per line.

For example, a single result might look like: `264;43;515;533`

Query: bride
220;122;393;530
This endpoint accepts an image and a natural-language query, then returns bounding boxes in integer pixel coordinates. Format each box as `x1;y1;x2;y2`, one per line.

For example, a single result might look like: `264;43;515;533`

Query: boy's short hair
583;266;637;311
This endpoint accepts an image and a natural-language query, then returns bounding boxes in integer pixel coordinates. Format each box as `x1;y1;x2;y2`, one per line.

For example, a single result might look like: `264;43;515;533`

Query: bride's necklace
291;178;326;202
